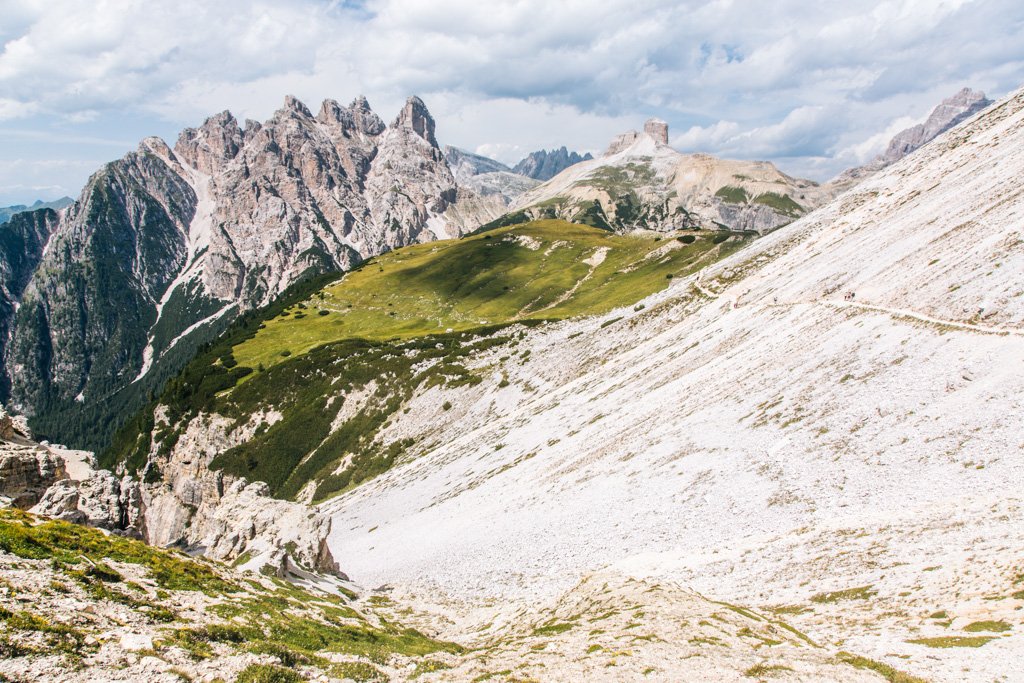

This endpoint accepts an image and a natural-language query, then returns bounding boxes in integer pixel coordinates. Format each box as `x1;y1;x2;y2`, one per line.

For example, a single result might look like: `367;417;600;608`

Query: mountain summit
0;94;506;449
833;87;993;188
513;117;831;233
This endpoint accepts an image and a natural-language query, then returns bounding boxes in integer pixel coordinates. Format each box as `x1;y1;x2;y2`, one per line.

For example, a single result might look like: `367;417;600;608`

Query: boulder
0;446;67;508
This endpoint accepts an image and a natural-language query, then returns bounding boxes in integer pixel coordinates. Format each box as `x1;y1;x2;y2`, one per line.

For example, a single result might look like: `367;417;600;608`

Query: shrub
235;664;304;683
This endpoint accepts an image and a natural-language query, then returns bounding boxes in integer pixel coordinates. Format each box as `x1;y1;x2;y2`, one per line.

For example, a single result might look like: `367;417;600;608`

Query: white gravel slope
323;86;1024;681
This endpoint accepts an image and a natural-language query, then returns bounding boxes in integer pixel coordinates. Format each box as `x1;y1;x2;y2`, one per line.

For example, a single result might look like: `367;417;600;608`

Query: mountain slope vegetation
105;219;753;503
232;219;750;372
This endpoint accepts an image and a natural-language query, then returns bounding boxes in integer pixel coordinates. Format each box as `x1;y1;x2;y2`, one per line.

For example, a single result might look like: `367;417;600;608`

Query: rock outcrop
831;87;992;190
513;147;594;180
444;146;540;205
515;118;829;234
187;478;340;576
0;404;338;576
643;118;669;145
0;447;66;509
31;470;142;532
126;408;341;575
0;94;501;452
0;407;68;508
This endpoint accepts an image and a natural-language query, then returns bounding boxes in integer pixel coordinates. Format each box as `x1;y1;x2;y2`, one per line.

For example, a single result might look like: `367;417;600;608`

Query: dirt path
823;299;1023;336
691;271;1022;337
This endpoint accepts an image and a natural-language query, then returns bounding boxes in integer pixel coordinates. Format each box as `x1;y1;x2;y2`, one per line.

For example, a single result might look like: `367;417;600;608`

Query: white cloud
835;114;920;165
0;158;103;205
0;97;38;121
0;0;1022;200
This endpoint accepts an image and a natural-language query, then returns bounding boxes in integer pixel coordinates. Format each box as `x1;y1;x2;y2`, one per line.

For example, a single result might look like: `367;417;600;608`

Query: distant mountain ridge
832;87;992;189
443;146;540;204
513;147;594;180
0;197;73;225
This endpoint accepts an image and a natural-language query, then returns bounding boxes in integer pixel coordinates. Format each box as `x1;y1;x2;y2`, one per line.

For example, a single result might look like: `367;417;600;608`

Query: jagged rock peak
513;147;594;180
317;96;385;137
878;87;991;164
318;98;345;121
197;110;243;142
282;94;313;118
644;118;669;145
243;118;262;138
138;136;175;160
174;109;244;173
393;95;438;147
206;109;239;128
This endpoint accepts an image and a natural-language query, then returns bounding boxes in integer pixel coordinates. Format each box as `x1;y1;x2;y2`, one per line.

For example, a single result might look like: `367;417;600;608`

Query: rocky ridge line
513;146;594;180
0;94;508;452
831;87;993;189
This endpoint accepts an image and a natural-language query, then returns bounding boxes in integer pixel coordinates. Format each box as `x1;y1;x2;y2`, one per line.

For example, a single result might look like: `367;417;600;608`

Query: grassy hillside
107;219;754;501
233;220;749;374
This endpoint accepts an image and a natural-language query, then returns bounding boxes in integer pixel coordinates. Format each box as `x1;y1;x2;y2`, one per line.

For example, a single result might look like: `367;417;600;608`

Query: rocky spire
349;96;385;136
282;95;313;118
644;118;669;145
317;97;386;141
173;110;243;175
604;118;670;156
393;96;438;148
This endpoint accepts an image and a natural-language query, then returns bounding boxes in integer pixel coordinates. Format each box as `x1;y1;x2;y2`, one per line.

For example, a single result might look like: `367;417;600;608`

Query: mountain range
512;117;831;233
0;197;73;225
513;146;595;180
0;95;818;452
0;82;1015;683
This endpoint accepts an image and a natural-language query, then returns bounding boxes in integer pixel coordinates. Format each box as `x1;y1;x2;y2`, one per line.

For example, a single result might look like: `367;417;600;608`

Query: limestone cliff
0;95;499;451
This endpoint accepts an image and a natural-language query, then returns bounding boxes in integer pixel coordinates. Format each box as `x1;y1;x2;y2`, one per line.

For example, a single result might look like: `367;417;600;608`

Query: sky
1;0;1023;206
